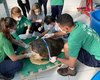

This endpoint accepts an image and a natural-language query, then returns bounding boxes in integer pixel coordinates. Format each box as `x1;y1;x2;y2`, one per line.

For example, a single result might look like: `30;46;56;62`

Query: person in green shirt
0;17;32;79
50;0;64;19
56;13;100;76
4;17;29;51
11;6;32;40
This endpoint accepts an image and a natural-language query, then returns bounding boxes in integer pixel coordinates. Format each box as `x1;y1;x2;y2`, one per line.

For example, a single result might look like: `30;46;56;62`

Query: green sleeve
67;27;84;58
24;16;32;27
11;32;20;40
3;39;15;56
68;41;81;58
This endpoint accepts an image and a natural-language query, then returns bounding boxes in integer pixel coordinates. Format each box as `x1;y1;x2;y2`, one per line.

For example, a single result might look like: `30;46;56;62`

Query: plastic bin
91;71;100;80
90;10;100;36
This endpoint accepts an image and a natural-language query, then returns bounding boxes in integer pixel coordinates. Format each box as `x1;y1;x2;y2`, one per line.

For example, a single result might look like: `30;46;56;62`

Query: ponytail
0;17;15;40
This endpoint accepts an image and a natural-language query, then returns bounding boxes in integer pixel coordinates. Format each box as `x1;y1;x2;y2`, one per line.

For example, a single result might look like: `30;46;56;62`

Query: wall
0;0;100;18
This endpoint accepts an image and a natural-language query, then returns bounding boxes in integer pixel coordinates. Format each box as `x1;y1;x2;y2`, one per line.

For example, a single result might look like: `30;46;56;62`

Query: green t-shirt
68;22;100;60
0;32;14;62
11;31;20;40
11;16;32;40
16;16;31;35
50;0;64;6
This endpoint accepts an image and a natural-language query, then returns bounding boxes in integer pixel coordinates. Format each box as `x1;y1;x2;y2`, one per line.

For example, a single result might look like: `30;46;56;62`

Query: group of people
0;0;64;79
17;0;64;19
0;0;100;80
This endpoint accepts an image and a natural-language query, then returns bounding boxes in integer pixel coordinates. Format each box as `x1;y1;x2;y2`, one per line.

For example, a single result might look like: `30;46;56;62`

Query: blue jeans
78;48;100;67
51;5;63;19
0;59;23;78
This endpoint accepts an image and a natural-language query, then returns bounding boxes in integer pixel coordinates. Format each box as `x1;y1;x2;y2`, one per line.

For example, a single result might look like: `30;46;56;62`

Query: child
50;0;64;19
28;3;44;33
39;15;56;37
11;6;32;40
38;16;69;42
17;0;30;17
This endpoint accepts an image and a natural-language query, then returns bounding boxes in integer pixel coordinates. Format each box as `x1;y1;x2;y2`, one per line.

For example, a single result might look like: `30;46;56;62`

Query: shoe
0;73;11;80
57;67;77;76
0;73;14;80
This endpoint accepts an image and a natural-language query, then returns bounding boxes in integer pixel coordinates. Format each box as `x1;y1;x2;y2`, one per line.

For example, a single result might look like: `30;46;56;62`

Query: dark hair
44;16;56;25
57;13;74;27
5;17;16;29
0;17;16;40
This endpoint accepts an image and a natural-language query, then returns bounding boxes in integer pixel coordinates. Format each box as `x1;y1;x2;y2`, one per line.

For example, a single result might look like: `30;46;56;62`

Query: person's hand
36;36;39;39
21;41;30;49
19;34;27;39
49;56;57;63
38;26;43;31
24;52;33;58
42;33;54;38
19;34;32;39
24;44;30;49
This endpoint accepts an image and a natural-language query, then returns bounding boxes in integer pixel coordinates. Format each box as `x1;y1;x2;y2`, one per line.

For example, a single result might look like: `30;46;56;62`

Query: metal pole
3;0;10;16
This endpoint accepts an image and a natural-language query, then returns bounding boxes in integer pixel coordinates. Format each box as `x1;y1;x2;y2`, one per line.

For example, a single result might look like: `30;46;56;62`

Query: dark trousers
30;22;44;33
0;60;23;78
38;0;48;16
51;5;63;19
78;48;100;67
17;0;30;17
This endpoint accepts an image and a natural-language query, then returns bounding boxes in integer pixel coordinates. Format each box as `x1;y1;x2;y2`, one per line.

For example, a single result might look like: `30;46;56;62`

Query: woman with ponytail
0;17;31;79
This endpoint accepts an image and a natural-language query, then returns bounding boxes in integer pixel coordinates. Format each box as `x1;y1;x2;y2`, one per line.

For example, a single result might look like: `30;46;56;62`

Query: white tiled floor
1;0;100;80
12;61;100;80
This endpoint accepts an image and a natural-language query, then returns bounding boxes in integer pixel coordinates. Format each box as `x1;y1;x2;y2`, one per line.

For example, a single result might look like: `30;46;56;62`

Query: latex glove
42;33;54;38
38;26;43;31
19;34;32;39
24;44;30;49
19;34;28;39
24;52;33;58
49;56;57;63
36;36;39;39
26;34;32;38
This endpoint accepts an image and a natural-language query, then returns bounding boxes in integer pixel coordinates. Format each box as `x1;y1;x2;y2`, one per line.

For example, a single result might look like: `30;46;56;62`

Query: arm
11;38;28;48
8;54;26;61
57;30;83;68
24;16;32;35
39;30;50;37
3;39;27;61
57;57;77;68
57;42;77;68
25;26;31;35
54;31;66;37
50;31;66;38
